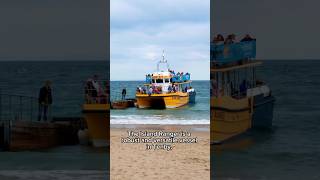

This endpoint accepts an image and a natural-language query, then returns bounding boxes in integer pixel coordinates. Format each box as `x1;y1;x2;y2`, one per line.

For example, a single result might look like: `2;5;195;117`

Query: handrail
0;91;39;122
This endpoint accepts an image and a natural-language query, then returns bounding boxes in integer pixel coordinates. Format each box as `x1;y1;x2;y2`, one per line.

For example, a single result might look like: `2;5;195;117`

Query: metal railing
0;91;39;122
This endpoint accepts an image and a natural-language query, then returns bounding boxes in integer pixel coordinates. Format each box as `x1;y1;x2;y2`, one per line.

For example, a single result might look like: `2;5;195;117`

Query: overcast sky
0;0;107;61
110;0;210;81
212;0;320;60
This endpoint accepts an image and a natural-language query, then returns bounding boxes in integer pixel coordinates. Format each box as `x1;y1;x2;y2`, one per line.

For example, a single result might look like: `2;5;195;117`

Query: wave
111;115;209;125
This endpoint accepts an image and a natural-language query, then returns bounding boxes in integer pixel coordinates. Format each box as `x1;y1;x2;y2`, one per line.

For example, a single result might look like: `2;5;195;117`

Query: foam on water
111;115;209;124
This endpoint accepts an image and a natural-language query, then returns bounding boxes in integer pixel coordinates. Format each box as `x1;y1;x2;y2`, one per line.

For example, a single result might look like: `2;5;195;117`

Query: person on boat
85;79;95;103
142;86;147;94
241;34;256;42
213;34;224;45
146;74;152;84
136;86;140;94
38;80;52;121
98;81;108;104
240;80;248;96
91;75;104;102
184;86;188;92
187;86;194;93
225;34;236;44
148;87;153;96
172;84;177;93
153;87;159;94
122;88;126;100
168;84;173;93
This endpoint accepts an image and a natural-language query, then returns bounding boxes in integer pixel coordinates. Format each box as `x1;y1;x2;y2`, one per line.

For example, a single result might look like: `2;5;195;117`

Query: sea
0;60;320;179
0;61;108;179
213;60;320;179
110;80;210;125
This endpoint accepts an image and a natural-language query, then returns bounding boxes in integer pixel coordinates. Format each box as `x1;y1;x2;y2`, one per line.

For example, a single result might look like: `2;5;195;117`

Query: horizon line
110;79;209;81
1;59;320;62
0;59;108;62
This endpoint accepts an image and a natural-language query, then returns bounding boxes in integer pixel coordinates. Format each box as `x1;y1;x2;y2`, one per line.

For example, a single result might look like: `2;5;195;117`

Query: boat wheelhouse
211;40;275;144
136;52;196;109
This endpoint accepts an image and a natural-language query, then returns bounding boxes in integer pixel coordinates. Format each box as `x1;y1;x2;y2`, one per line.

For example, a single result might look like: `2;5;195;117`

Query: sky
110;0;210;81
212;0;320;60
0;0;108;61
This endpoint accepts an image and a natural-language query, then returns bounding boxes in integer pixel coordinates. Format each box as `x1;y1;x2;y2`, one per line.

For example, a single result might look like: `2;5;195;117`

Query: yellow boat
136;91;189;109
136;52;196;109
82;78;109;147
211;40;275;144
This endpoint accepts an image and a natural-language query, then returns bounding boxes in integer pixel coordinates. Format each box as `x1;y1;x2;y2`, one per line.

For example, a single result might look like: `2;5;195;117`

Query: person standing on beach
122;88;126;100
38;80;52;121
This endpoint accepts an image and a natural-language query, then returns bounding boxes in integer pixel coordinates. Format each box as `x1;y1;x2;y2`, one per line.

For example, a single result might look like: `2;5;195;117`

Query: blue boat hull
252;94;275;129
188;91;196;104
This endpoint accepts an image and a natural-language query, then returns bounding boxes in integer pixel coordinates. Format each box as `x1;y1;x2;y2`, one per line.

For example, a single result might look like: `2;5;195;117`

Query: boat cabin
211;40;270;99
143;71;192;94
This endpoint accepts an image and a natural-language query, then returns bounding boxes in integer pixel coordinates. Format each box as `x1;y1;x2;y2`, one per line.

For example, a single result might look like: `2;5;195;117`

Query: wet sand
110;124;210;180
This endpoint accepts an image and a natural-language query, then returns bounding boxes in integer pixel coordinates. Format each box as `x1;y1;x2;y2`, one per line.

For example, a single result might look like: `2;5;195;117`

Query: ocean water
0;61;108;177
2;60;320;179
110;80;210;125
212;60;320;179
0;61;108;117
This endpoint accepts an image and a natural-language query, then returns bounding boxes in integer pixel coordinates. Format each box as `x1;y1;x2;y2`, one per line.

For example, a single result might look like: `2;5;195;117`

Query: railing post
9;96;12;121
0;89;2;122
30;97;33;122
19;96;22;121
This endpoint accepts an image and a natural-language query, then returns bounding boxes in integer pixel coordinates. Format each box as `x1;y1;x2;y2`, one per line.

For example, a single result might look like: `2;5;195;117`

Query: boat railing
211;41;256;64
211;79;267;98
84;80;109;104
0;91;39;122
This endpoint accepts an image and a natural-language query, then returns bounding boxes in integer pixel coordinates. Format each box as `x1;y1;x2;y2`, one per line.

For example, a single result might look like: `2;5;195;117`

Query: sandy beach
110;124;210;180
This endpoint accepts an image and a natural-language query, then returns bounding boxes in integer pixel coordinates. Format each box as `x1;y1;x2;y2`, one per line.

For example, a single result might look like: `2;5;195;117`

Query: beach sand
110;125;210;180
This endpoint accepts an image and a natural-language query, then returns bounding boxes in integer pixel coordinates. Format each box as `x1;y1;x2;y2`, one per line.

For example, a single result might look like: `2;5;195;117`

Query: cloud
111;0;210;80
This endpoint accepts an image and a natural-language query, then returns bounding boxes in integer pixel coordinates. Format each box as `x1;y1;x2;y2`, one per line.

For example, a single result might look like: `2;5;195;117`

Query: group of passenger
85;75;108;104
136;85;163;95
146;71;191;83
168;70;190;76
170;71;190;82
137;83;193;95
167;84;178;93
212;34;256;45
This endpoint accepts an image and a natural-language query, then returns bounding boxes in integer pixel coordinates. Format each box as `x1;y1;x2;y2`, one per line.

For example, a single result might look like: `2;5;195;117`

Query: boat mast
157;50;169;71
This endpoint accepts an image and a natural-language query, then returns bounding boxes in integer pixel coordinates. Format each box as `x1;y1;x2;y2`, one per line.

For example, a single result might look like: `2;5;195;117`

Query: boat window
152;79;156;83
156;79;163;83
165;78;170;83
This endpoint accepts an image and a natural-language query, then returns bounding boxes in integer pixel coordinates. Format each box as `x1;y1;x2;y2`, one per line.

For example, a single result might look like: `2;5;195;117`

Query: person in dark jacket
122;88;126;100
38;80;52;121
